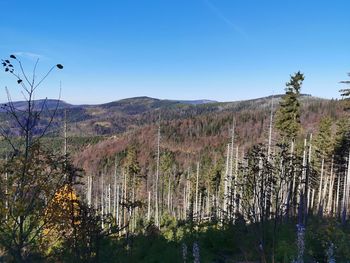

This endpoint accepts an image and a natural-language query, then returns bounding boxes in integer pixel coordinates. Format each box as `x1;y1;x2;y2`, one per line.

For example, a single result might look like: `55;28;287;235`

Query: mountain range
0;93;344;174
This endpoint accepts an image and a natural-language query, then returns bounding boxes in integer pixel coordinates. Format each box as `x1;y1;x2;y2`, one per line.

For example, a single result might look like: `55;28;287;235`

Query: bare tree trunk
306;134;312;217
229;119;235;221
199;192;202;222
170;190;173;216
113;157;118;220
64;109;68;156
123;171;127;231
5;167;8;222
155;123;161;227
318;158;325;215
95;183;98;212
167;175;171;212
147;191;151;222
336;174;341;217
289;140;295;217
233;146;239;219
86;175;90;206
183;182;187;219
207;185;210;218
195;162;200;221
297;139;307;226
342;154;350;223
223;144;230;217
116;184;120;227
101;173;104;229
187;179;191;219
311;189;315;212
267;96;274;162
108;183;111;214
326;157;335;215
322;169;330;213
132;186;135;232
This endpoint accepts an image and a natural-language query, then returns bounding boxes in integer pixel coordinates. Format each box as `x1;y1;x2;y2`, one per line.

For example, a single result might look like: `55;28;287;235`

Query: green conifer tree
275;71;304;142
314;116;333;159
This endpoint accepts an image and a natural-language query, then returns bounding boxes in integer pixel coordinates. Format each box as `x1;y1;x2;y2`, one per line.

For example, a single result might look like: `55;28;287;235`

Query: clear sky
0;0;349;104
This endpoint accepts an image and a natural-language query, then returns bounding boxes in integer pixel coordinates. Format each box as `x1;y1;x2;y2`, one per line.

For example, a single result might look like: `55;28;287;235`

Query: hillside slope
72;95;343;175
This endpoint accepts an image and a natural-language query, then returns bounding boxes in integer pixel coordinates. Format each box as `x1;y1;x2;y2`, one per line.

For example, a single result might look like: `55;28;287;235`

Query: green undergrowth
94;216;350;263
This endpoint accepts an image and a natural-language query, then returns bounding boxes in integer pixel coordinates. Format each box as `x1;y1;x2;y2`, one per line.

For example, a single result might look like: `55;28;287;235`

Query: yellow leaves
45;184;80;221
43;184;81;238
40;184;82;253
53;185;78;204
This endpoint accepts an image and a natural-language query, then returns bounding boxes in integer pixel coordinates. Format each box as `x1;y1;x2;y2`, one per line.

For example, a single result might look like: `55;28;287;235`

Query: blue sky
0;0;349;104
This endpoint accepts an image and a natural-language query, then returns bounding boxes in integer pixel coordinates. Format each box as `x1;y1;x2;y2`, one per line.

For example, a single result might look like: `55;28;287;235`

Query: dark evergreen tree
314;116;334;159
275;71;304;142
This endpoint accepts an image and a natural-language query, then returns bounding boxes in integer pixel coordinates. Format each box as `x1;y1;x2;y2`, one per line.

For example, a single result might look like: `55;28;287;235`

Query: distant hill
0;96;217;113
0;99;75;112
175;99;218;105
0;94;343;173
99;96;218;113
0;94;331;136
71;94;342;174
0;94;318;114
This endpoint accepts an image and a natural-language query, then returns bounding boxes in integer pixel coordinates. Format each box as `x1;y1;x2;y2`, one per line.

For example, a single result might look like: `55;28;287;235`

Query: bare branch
31;58;40;87
33;65;56;91
33;87;62;144
17;59;32;87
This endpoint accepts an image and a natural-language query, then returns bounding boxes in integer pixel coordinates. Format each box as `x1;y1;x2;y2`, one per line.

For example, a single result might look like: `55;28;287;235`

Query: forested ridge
1;55;350;263
73;95;342;174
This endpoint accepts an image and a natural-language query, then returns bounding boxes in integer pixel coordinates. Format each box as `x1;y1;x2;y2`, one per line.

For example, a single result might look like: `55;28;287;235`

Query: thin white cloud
12;51;45;60
203;0;247;37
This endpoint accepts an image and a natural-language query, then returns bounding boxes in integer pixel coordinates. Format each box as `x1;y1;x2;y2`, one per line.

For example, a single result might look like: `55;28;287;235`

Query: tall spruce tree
315;116;334;159
275;72;305;226
276;71;304;142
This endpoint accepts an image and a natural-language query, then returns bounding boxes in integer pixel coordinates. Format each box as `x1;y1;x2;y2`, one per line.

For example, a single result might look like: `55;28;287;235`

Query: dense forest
1;56;350;263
